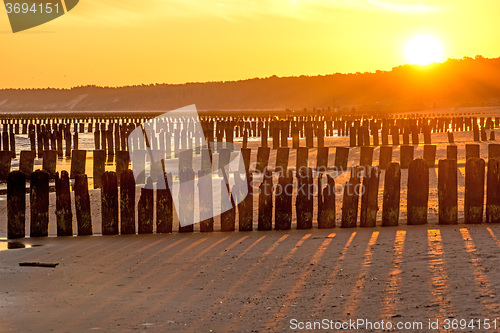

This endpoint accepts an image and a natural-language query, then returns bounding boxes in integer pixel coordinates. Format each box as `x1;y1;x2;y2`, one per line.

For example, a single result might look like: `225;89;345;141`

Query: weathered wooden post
407;159;429;225
275;169;293;230
42;150;57;179
296;147;309;174
411;125;419;145
0;150;12;181
465;144;480;161
55;171;72;236
473;125;480;141
236;171;253;231
488;144;500;159
101;171;119;235
305;127;314;148
359;146;374;167
30;170;49;237
256;147;270;173
7;171;26;239
221;179;235;232
179;168;195;232
138;178;154;234
349;127;357;147
341;168;361;228
382;162;401;227
486;157;500;223
75;174;93;235
438;159;458;225
258;170;273;230
292;127;299;148
378;146;393;170
400;145;414;169
276;148;290;176
423;145;436;168
391;126;400;146
120;170;136;234
360;166;379;227
334;147;349;172
381;127;389;146
447;131;454;144
318;174;336;228
116;150;130;184
316;147;329;173
198;170;214;232
447;145;457;160
465;158;485;224
70;149;87;179
94;130;101;150
423;125;432;144
93;149;105;189
296;167;313;229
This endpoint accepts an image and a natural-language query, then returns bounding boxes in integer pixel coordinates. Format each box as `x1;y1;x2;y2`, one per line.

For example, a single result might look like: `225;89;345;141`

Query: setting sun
405;35;443;66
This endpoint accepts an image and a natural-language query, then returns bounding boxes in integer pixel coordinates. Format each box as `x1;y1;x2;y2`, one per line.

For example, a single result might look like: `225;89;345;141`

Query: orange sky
1;0;499;88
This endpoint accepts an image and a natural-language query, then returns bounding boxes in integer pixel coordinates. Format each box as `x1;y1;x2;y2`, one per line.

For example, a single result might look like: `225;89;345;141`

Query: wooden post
7;171;26;239
275;169;293;230
465;144;480;161
407;159;429;225
316;147;329;173
360;166;379;227
488;144;500;159
305;127;314;148
382;162;401;227
258;170;273;230
423;145;436;168
378;146;393;170
473;125;480;141
446;145;457;160
236;172;253;231
400;145;414;169
272;127;280;149
198;170;214;232
120;170;136;234
179;168;195;232
138;178;154;234
296;167;313;229
292;127;299;148
70;149;87;179
486;157;500;223
0;150;12;181
75;174;93;235
391;126;400;146
341;168;361;228
465;158;485;224
116;150;130;183
93;149;105;189
359;146;374;167
318;174;336;228
256;147;270;173
447;131;454;144
101;171;119;235
438;159;458;225
42;150;57;179
55;170;72;236
296;147;309;174
30;170;49;237
275;148;290;176
335;147;349;171
411;125;419;145
220;180;235;232
349;127;357;147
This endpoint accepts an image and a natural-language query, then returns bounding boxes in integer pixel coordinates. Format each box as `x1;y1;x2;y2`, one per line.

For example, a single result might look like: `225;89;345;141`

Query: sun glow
405;35;443;66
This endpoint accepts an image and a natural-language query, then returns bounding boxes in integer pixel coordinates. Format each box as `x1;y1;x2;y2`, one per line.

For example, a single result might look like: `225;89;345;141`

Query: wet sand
1;225;500;332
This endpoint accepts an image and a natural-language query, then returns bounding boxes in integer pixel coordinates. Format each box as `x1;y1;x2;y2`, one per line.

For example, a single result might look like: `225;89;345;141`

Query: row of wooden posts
2;140;500;184
0;115;497;159
6;153;500;239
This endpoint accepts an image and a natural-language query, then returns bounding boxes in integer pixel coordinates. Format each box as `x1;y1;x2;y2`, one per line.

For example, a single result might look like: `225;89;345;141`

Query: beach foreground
2;224;500;332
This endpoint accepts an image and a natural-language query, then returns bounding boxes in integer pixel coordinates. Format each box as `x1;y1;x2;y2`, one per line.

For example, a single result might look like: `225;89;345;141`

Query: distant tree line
1;56;499;113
